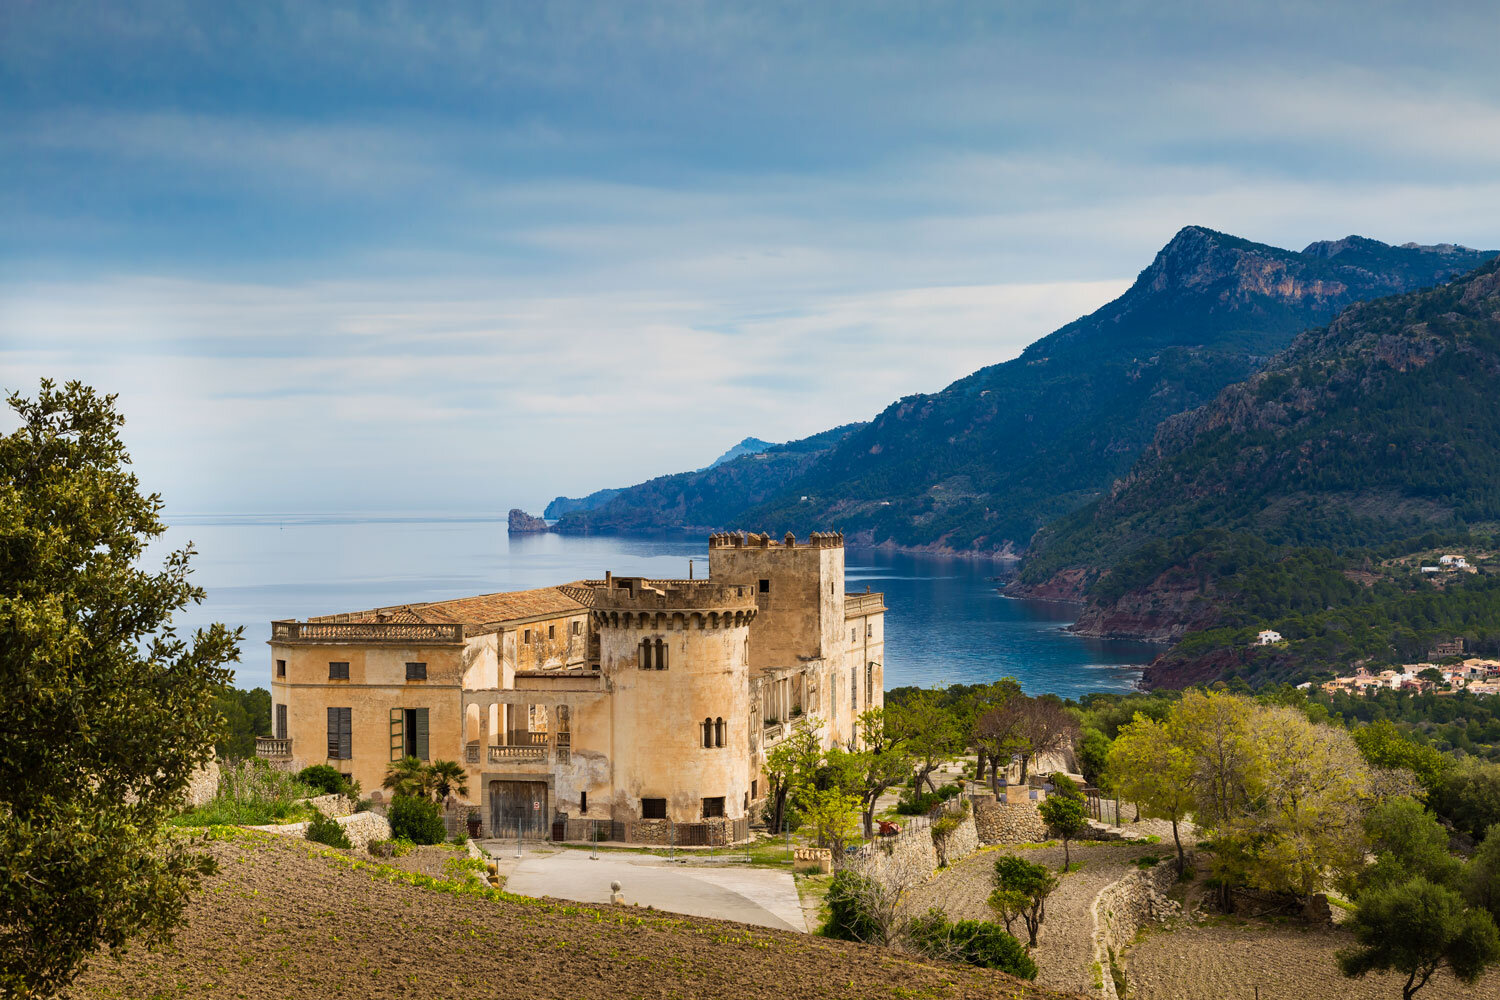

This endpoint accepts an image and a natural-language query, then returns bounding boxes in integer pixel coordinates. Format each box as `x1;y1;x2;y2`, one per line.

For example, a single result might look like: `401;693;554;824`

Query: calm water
158;515;1156;697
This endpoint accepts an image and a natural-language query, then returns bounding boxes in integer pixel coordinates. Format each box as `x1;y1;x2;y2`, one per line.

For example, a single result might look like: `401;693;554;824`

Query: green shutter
415;708;429;761
390;708;404;761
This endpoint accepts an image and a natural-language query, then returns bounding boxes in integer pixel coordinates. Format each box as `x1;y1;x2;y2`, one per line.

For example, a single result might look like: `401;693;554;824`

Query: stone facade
973;798;1050;845
265;531;885;844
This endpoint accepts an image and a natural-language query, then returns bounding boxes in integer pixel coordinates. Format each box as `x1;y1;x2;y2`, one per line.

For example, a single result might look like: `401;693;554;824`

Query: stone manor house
259;531;885;843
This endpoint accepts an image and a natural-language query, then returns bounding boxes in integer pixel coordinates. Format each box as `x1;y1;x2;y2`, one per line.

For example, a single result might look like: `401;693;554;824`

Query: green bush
388;794;447;845
170;757;320;827
821;869;882;943
895;790;943;815
296;765;345;796
305;809;351;849
906;909;1037;979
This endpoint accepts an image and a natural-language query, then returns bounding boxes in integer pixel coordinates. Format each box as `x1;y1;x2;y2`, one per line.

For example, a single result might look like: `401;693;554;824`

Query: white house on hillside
1256;629;1283;645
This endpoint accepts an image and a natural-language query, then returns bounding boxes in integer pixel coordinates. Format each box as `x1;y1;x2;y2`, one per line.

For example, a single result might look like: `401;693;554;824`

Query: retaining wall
1090;859;1180;999
974;799;1049;844
932;811;980;868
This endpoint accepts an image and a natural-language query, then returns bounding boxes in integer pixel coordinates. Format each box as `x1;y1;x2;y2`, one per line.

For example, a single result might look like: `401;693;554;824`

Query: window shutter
415;708;429;761
390;708;404;761
276;703;287;740
327;707;338;757
339;708;352;760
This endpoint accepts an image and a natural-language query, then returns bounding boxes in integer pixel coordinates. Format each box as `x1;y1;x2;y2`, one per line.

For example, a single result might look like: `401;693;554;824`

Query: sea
157;514;1158;698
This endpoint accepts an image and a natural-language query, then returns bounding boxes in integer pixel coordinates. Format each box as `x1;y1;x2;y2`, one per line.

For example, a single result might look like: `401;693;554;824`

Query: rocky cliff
506;508;551;533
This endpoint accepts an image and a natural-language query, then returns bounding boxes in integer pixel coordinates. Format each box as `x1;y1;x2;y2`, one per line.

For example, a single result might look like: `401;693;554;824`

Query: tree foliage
1107;713;1194;873
989;855;1058;948
1339;877;1500;1000
0;381;241;997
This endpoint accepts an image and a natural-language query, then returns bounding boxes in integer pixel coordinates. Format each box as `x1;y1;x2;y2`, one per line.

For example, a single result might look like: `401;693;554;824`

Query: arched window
702;717;713;748
714;717;724;748
655;637;667;670
639;638;653;670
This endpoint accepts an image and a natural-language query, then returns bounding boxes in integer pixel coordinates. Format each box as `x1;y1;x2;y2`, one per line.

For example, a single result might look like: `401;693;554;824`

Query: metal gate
490;780;549;840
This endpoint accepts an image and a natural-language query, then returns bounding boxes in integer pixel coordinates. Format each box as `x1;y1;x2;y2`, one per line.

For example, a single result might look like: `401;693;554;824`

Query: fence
554;817;751;846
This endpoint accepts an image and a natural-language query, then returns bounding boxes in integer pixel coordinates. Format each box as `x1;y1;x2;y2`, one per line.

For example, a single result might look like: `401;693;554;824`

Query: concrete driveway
493;848;806;932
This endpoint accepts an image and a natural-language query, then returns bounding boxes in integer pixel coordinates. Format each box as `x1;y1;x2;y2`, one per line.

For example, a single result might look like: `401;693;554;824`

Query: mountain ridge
547;227;1497;548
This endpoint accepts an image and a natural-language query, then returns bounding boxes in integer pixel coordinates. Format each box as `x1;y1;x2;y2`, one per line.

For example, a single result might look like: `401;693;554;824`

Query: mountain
550;424;863;535
703;437;774;470
544;488;622;520
1015;256;1500;684
551;227;1496;550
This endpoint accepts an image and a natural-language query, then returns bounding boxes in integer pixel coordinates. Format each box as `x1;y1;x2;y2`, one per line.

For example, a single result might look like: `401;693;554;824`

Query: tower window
702;796;725;819
405;661;426;681
702;717;713;748
758;579;769;593
714;717;725;748
580;791;587;813
642;798;667;820
523;629;531;643
548;625;555;640
276;659;286;677
328;661;349;680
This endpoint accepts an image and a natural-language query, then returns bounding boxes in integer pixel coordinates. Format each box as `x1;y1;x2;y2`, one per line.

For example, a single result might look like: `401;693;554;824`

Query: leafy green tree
889;691;962;794
1107;713;1194;873
1338;877;1500;1000
1352;720;1454;795
1467;824;1500;926
847;708;913;839
212;684;270;758
1038;776;1090;873
804;786;862;855
0;381;241;997
297;765;347;796
1432;759;1500;843
988;854;1058;947
763;717;823;833
1361;798;1463;894
1075;727;1111;788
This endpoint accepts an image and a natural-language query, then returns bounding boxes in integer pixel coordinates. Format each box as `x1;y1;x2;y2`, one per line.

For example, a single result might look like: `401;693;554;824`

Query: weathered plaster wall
599;590;754;824
269;639;472;794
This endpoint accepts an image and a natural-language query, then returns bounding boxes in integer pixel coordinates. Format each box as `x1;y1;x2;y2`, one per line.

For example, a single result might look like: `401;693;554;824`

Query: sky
4;0;1499;515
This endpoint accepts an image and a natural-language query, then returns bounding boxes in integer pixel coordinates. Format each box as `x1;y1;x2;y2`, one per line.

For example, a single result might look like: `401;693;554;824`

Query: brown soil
379;843;470;880
1126;917;1499;1000
904;841;1150;996
62;831;1083;1000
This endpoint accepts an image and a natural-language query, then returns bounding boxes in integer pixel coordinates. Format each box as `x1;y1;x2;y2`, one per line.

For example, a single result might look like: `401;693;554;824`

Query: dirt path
904;841;1151;996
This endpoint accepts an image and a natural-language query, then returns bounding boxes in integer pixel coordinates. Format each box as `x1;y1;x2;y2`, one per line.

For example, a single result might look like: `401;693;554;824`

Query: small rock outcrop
507;508;550;533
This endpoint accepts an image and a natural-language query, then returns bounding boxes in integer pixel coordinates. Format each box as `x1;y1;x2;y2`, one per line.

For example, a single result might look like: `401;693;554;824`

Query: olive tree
0;382;240;997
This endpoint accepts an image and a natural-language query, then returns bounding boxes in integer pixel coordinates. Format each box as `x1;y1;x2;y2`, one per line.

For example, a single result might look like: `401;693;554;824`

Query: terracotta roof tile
334;584;590;630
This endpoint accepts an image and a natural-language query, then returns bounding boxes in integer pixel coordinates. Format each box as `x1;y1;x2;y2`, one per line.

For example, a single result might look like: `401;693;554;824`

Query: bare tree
978;695;1079;786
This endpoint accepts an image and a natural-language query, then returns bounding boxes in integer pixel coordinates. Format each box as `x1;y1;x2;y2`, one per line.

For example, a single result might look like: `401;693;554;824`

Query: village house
258;531;884;843
1255;629;1283;645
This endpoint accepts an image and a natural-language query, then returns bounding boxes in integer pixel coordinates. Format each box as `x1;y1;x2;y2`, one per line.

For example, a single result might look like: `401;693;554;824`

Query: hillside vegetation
1020;257;1500;687
549;229;1494;550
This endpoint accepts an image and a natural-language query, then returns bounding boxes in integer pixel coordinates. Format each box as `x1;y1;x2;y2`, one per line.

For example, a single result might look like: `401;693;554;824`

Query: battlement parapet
708;530;843;550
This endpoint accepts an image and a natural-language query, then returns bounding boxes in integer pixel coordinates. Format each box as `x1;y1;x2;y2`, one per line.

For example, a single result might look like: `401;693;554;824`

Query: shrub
895;790;943;815
906;909;1037;979
170;757;320;827
821;869;883;943
367;839;396;859
388;794;447;845
936;783;962;800
305;809;352;849
296;765;345;796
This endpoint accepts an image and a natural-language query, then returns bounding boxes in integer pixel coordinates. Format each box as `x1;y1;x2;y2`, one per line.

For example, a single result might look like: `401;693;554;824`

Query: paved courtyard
484;843;807;932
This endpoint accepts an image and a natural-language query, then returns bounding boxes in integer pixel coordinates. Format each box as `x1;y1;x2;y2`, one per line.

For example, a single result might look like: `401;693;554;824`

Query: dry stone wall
932;811;980;868
1091;859;1180;999
974;800;1049;844
305;793;355;818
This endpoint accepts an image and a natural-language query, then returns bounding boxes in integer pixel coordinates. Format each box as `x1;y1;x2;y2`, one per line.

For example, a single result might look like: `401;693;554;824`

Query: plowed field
61;830;1083;1000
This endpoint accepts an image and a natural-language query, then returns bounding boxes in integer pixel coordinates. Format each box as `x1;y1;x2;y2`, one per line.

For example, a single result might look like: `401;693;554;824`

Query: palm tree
382;756;430;799
427;759;468;803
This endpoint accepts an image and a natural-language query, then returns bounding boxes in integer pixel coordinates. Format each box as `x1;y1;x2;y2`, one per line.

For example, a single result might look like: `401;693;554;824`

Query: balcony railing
489;745;547;762
255;736;292;760
271;620;465;644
